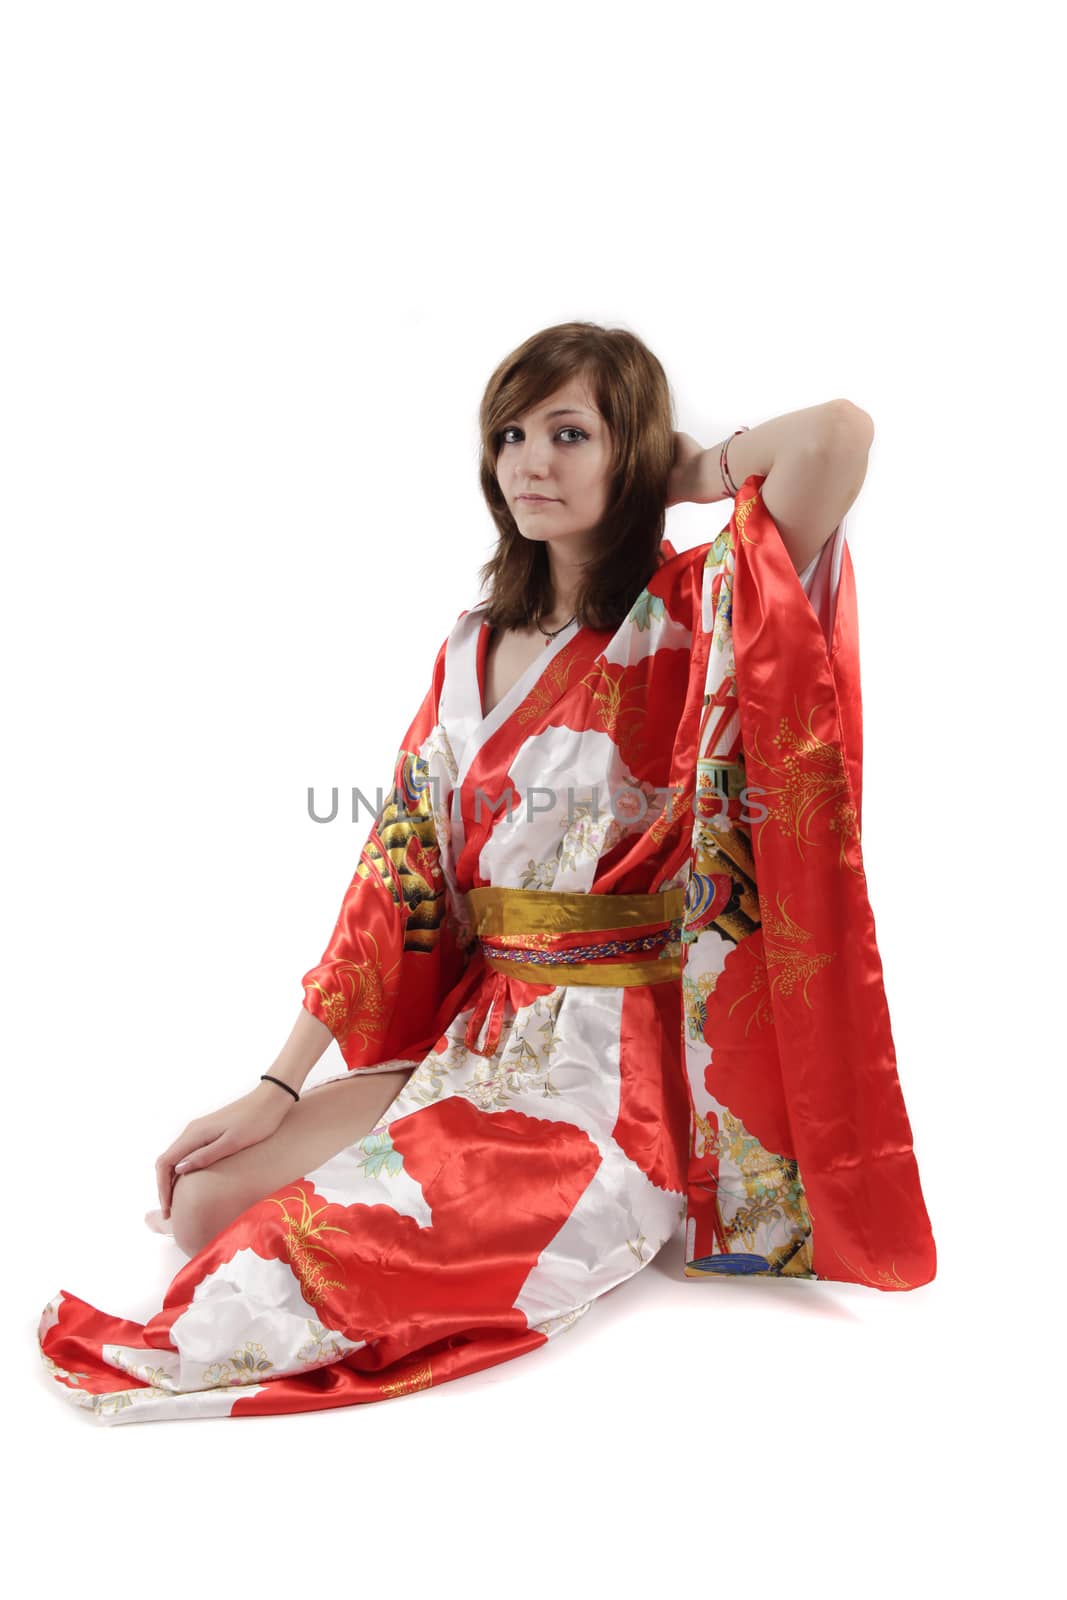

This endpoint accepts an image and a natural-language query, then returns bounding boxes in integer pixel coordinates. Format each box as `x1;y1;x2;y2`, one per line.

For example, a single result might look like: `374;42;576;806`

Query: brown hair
475;321;675;632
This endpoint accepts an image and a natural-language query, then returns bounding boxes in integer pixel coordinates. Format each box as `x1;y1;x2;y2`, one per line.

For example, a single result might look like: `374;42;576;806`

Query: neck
543;536;594;622
540;601;577;629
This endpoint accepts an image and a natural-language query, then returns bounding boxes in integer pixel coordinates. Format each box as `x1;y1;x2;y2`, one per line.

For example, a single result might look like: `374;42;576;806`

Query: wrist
254;1074;301;1104
696;444;734;505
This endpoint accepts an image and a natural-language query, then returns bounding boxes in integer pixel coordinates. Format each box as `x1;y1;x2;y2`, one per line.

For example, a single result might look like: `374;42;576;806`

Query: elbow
824;398;875;453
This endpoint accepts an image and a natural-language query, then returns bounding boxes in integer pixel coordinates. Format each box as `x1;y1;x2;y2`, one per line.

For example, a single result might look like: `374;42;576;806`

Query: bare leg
160;1067;415;1257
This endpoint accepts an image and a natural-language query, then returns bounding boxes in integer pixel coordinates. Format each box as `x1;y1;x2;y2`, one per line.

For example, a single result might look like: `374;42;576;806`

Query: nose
514;435;553;481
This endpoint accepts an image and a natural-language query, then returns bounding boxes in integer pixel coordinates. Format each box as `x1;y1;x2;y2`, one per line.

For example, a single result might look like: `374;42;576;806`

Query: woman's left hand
665;431;708;508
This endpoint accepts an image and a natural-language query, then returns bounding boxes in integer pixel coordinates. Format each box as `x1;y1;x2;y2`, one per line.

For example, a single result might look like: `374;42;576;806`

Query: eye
499;425;589;446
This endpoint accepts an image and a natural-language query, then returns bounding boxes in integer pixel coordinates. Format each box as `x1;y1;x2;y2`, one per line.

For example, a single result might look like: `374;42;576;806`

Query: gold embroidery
516;652;581;725
758;889;831;998
266;1187;351;1306
833;1248;914;1291
647;783;693;846
379;1359;434;1398
573;663;648;753
483;929;558;951
758;889;833;1008
720;891;832;1032
733;491;759;548
304;929;399;1048
747;702;861;871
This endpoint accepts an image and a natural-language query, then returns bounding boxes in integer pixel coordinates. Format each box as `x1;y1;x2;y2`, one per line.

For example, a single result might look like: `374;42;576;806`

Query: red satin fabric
685;476;936;1290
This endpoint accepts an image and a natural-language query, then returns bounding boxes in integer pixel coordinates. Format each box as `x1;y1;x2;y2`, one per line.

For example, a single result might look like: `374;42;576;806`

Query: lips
518;495;557;502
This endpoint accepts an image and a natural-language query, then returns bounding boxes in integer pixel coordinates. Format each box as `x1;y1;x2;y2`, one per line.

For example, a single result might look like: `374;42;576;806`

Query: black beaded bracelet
260;1073;300;1102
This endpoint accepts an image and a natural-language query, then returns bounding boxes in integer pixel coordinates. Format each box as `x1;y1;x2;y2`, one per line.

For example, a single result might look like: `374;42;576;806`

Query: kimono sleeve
299;632;472;1071
679;475;937;1291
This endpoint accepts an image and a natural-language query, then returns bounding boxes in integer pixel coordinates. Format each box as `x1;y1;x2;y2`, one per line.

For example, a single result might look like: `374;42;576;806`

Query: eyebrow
507;408;595;424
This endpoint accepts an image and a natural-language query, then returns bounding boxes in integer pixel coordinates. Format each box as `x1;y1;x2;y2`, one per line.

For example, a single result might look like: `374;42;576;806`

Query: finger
165;1145;205;1210
157;1153;183;1216
156;1153;184;1215
158;1130;202;1171
174;1137;232;1178
164;1160;188;1214
159;1131;208;1209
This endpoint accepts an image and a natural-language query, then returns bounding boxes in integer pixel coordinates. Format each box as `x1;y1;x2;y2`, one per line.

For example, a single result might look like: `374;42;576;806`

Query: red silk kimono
38;475;936;1424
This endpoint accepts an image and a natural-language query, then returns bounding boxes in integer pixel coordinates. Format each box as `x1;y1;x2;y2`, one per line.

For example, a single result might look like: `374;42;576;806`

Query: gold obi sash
459;885;685;1057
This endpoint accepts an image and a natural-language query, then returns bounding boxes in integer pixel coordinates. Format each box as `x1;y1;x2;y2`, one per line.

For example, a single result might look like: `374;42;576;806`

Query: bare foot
144;1208;174;1236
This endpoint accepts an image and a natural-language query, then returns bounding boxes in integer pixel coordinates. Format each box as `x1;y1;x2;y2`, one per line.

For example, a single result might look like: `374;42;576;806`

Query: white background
3;1;1060;1594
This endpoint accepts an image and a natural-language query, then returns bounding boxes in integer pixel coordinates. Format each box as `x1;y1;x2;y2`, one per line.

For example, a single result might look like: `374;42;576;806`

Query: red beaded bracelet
719;426;749;498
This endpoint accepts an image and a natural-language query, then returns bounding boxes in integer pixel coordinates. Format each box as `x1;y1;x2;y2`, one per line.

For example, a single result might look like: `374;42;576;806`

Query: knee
169;1170;225;1258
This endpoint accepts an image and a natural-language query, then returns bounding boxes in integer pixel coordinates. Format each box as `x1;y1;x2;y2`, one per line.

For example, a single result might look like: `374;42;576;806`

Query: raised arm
670;399;875;573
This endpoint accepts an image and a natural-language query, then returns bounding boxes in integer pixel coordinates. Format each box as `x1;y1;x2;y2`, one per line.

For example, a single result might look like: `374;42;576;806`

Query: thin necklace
537;613;576;645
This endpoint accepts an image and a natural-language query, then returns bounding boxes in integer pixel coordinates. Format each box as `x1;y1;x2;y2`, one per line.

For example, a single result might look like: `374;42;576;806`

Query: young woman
38;322;936;1424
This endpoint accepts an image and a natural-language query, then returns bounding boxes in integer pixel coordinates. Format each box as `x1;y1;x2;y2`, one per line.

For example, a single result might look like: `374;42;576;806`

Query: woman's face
495;379;613;548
